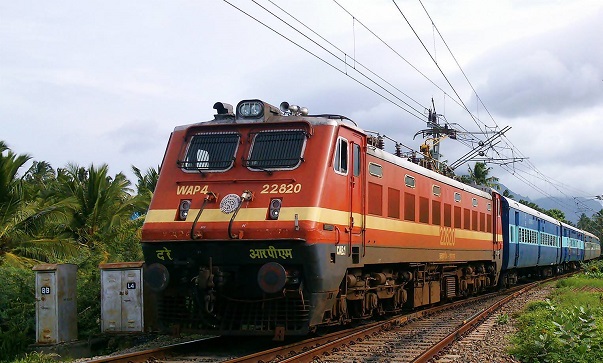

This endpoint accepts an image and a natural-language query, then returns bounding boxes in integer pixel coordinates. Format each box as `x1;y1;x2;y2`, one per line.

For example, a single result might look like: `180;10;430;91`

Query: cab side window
353;143;361;176
334;137;348;174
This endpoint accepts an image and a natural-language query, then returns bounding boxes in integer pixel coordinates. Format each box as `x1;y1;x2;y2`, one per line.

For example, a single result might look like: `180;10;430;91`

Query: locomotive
141;99;601;338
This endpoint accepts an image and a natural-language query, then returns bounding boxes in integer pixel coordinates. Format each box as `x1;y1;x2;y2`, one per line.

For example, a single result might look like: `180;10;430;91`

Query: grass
509;260;603;363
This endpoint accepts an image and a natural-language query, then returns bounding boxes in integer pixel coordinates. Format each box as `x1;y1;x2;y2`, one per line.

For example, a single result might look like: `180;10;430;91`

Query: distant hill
532;196;602;224
497;185;602;224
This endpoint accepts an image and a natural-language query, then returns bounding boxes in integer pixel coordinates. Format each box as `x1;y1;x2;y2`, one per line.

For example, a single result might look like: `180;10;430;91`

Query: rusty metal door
36;272;57;344
101;268;144;332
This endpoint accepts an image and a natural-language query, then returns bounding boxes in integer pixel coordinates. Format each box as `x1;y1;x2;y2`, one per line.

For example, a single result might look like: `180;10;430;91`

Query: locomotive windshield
245;129;307;170
180;132;240;171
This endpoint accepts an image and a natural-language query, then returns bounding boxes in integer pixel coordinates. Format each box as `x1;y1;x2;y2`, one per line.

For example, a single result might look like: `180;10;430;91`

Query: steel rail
413;274;569;363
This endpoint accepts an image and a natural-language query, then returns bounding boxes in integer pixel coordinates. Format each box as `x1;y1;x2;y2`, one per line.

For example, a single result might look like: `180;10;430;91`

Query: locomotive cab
142;99;365;337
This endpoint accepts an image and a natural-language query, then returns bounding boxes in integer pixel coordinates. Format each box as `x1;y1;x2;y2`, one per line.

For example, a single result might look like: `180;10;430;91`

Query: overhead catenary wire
228;0;429;122
263;0;427;116
391;0;487;136
222;0;602;222
330;0;492;130
411;0;602;220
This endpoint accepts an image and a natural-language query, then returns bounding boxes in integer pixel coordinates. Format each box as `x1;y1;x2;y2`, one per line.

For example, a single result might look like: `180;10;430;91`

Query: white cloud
1;0;602;208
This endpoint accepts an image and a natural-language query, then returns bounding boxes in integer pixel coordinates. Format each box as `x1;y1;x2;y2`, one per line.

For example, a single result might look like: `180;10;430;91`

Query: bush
8;352;58;363
0;266;36;362
510;299;603;363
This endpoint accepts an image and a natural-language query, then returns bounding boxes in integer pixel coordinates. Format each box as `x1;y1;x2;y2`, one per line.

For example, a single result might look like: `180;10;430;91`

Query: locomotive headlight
178;199;192;220
237;101;263;118
145;263;170;292
268;198;282;220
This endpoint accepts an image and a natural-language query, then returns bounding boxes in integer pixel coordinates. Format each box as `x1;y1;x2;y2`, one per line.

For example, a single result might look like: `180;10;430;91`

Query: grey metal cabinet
32;264;78;344
100;262;145;332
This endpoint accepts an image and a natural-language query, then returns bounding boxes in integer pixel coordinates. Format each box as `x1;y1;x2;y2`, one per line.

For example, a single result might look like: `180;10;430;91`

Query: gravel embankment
438;284;554;363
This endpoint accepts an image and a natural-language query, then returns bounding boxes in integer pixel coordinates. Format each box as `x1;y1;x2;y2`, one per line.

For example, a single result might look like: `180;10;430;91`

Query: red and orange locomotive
141;99;503;338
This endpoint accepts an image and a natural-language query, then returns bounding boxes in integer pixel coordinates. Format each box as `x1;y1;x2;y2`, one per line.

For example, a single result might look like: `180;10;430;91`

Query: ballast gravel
437;284;554;363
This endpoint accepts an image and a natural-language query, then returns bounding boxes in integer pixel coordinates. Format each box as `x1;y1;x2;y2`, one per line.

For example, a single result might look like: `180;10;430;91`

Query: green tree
132;165;159;214
0;142;79;267
518;199;546;213
459;162;500;189
545;209;567;223
0;141;30;220
591;210;603;241
58;163;143;246
577;213;593;232
503;189;514;199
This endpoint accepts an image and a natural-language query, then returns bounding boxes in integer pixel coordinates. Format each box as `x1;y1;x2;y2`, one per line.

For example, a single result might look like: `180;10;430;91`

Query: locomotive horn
279;101;290;113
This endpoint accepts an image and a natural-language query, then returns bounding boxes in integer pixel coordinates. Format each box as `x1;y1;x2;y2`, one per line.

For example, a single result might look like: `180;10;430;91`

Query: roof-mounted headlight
235;99;281;122
237;100;264;118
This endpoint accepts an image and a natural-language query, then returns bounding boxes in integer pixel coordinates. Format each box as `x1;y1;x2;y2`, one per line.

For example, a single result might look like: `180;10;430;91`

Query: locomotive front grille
219;295;311;334
156;292;311;335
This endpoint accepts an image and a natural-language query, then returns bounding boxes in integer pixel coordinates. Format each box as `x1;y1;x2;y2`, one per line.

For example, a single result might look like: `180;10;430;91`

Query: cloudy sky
2;0;602;216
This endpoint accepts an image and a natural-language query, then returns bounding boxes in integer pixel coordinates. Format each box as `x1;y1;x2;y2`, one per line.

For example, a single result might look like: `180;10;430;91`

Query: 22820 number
261;183;302;194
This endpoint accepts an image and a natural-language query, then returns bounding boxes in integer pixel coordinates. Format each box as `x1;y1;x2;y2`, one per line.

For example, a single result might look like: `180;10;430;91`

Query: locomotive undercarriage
155;261;498;335
323;261;498;325
145;242;498;337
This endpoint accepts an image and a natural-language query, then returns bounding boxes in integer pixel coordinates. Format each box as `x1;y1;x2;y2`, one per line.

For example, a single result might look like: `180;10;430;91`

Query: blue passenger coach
500;196;561;285
583;231;601;261
560;222;584;269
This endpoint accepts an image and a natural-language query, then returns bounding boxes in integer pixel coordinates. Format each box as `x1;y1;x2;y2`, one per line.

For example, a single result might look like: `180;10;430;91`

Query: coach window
334;137;348;175
432;185;441;196
472;198;478;207
353;143;361;176
369;162;383;177
454;192;461;202
405;175;416;188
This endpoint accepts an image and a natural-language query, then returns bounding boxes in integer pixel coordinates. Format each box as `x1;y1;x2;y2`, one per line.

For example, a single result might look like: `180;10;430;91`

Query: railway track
85;279;555;363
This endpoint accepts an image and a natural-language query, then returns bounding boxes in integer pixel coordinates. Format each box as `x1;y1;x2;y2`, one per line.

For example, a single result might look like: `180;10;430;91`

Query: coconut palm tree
132;165;159;214
0;142;79;267
59;163;146;247
459;162;500;189
0;141;30;216
503;189;514;199
468;162;500;189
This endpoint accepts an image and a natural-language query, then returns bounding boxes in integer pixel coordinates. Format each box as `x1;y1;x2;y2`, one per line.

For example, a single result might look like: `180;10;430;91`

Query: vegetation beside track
510;260;603;363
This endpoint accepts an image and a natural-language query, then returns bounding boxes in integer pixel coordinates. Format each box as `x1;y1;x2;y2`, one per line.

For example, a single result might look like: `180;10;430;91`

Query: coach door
349;134;365;260
514;211;520;267
492;193;503;260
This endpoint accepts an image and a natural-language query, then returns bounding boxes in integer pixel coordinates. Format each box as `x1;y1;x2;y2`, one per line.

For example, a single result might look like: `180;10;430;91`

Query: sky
1;0;602;217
